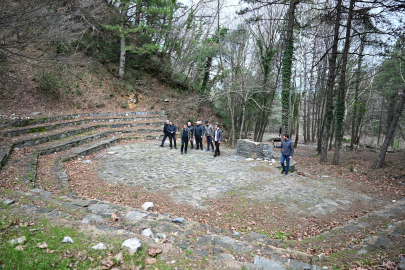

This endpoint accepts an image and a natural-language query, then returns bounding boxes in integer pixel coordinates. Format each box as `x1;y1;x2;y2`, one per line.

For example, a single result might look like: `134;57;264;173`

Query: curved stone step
12;123;163;149
3;117;165;137
4;110;166;129
37;128;162;156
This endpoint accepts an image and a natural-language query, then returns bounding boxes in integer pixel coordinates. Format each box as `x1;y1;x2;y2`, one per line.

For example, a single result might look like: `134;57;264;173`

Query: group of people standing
159;120;222;157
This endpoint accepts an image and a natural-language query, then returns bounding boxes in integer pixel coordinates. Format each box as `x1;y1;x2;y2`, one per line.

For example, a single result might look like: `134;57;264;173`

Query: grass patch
0;218;151;269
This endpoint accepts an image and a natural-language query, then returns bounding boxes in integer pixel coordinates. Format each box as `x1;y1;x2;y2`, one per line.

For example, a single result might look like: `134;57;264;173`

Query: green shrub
342;137;351;143
33;70;61;95
349;165;354;172
56;42;69;54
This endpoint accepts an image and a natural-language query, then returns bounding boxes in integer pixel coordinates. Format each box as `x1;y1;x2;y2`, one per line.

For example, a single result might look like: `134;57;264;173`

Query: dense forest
1;0;405;168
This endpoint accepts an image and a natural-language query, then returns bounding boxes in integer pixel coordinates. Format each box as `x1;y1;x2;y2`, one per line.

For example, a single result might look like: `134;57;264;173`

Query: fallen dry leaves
148;247;163;257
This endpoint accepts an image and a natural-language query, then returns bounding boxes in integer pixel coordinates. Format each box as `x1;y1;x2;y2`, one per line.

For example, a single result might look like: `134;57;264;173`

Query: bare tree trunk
373;88;405;169
333;0;355;165
377;96;384;145
320;0;342;163
281;0;299;138
118;6;127;80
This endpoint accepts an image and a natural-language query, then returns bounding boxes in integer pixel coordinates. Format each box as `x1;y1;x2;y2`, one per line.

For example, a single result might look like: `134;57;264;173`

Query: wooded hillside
1;0;405;168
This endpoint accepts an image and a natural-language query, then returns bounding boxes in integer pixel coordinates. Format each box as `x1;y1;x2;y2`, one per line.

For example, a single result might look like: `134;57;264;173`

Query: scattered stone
9;236;26;245
141;228;154;238
71;200;90;207
317;253;326;260
122;238;142;255
163;99;170;102
244;262;264;270
15;245;24;251
2;199;15;206
289;259;313;270
82;160;91;164
125;211;147;223
31;112;41;116
172;217;184;224
217;253;234;260
92;243;107;250
82;214;105;224
233;232;241;238
61;236;74;244
36;207;52;214
154;233;167;243
254;256;285;270
107;152;116;155
194;249;209;257
141;202;154;211
48;210;67;218
245;158;254;161
232;242;252;253
248;232;266;241
216;237;235;249
374;236;394;249
397;260;405;270
88;204;110;212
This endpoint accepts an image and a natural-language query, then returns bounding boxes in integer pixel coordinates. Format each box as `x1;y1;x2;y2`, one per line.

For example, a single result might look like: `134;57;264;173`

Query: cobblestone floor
94;142;384;214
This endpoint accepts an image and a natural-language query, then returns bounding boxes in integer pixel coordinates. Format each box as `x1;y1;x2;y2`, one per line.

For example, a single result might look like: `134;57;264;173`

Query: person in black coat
160;120;170;147
180;124;192;154
212;124;222;157
187;122;194;149
193;121;204;150
166;121;177;149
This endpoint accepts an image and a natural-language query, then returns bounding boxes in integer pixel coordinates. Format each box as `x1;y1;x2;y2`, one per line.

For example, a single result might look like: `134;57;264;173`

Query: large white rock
62;236;74;243
254;256;285;270
124;211;147;223
141;228;154;238
122;238;142;255
92;243;107;250
9;236;26;245
141;202;154;211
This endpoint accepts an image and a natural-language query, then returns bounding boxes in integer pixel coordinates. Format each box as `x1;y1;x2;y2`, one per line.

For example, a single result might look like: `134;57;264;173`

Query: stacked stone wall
236;139;273;159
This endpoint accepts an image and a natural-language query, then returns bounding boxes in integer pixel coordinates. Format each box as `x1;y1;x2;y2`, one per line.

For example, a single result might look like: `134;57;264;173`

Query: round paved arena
94;141;384;214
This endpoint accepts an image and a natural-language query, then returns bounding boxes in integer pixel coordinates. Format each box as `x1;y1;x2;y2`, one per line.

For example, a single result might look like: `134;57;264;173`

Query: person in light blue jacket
273;134;294;175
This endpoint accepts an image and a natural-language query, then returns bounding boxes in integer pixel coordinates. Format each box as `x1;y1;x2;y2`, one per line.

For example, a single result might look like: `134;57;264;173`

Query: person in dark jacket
180;124;191;154
205;120;215;152
193;121;204;150
212;124;222;157
273;134;294;175
160;120;170;147
187;122;194;149
167;121;177;149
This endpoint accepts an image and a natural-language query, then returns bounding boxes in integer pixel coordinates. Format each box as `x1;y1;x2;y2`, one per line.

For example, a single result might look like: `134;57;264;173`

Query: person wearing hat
193;121;204;150
204;120;215;152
